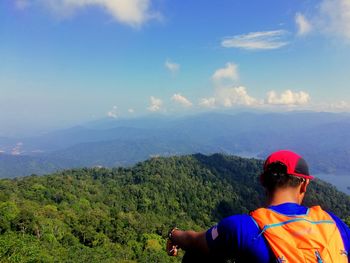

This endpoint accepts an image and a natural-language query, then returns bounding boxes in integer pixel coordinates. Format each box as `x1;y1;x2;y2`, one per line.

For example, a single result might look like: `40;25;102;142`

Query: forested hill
0;154;349;262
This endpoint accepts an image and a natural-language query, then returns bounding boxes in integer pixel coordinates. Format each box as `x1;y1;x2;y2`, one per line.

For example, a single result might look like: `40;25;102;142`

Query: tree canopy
0;153;349;262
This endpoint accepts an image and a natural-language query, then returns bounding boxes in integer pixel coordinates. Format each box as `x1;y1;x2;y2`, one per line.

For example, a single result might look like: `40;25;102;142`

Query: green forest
0;153;349;262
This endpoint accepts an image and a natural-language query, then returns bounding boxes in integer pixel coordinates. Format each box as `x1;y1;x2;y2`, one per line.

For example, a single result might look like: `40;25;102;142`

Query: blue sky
1;0;350;134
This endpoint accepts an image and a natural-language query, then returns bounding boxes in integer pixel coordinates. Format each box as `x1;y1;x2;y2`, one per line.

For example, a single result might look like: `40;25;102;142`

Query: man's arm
167;229;210;255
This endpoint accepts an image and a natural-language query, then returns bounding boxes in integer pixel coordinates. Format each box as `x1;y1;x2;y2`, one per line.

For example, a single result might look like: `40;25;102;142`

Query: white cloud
36;0;158;27
128;108;135;113
198;97;216;108
319;0;350;42
295;13;312;36
147;96;163;112
327;100;350;111
216;86;258;107
198;87;312;110
198;86;259;109
203;63;258;108
107;105;119;118
212;62;239;82
202;61;311;110
266;90;310;105
165;60;180;74
221;30;289;50
171;94;192;108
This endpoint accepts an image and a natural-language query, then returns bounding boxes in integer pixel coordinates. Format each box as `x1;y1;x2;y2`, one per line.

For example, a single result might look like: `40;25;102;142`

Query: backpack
250;206;348;263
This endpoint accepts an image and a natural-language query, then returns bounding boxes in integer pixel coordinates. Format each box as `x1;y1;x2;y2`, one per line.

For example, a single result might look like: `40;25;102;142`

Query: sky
1;0;350;135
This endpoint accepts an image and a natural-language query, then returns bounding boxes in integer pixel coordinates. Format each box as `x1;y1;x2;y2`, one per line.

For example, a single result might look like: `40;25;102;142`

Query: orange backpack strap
250;206;347;263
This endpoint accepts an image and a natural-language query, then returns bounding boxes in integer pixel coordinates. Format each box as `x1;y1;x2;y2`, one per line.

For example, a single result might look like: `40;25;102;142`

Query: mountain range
0;111;350;179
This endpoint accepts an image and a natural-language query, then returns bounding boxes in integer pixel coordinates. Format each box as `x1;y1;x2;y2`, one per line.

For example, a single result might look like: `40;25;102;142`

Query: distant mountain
48;137;217;168
0;153;79;178
0;154;349;262
19;126;160;152
1;111;350;178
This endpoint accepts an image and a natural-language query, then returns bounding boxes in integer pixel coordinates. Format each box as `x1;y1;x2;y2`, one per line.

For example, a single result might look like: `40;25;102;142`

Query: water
315;173;350;196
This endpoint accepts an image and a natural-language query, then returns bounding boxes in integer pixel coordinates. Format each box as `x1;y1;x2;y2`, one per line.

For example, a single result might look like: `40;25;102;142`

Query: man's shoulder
206;214;259;243
219;214;257;228
217;213;260;238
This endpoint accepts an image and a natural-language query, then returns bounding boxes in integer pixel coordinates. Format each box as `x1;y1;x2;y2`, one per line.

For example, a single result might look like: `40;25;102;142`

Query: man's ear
300;179;310;194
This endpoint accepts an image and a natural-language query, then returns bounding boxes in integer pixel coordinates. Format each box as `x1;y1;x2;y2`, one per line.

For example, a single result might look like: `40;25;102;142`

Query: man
167;150;350;262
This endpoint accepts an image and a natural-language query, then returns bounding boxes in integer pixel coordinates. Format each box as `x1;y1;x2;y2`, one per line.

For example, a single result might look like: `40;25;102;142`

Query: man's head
260;150;313;202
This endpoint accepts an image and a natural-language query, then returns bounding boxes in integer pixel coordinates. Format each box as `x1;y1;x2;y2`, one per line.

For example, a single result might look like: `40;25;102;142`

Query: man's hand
166;239;178;256
166;228;209;256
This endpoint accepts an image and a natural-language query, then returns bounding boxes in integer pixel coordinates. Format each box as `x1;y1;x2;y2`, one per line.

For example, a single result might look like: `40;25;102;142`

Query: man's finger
169;245;178;256
166;240;178;256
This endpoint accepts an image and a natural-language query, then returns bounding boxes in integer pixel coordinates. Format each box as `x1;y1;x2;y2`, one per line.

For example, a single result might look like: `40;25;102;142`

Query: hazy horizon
2;108;350;138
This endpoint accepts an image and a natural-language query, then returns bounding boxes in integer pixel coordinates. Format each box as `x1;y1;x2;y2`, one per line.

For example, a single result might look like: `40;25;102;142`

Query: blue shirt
206;203;350;262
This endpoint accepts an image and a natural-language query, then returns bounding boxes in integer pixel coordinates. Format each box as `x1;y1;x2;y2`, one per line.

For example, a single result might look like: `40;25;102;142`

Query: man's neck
267;188;302;206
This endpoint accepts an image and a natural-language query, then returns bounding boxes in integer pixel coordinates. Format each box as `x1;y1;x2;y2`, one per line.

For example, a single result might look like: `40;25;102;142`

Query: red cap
262;150;314;180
